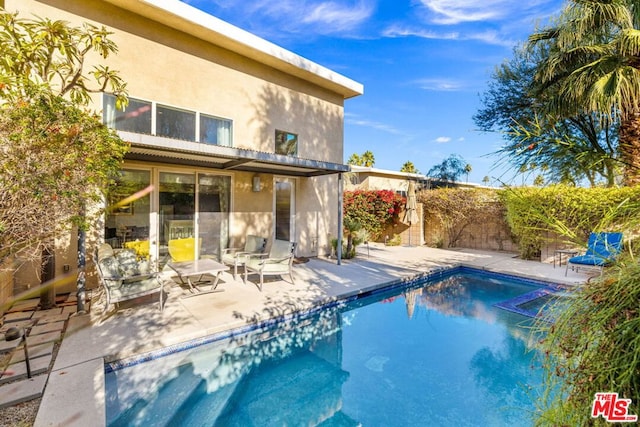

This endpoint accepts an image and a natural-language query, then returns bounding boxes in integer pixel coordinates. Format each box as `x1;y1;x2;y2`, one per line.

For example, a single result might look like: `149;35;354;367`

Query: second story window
104;95;152;134
275;130;298;156
156;104;195;141
103;94;233;147
200;114;232;146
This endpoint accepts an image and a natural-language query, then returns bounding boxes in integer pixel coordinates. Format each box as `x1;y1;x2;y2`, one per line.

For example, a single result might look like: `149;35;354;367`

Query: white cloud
383;25;515;47
434;136;451;143
303;1;374;32
418;0;513;25
415;78;463;91
239;0;374;35
345;114;404;135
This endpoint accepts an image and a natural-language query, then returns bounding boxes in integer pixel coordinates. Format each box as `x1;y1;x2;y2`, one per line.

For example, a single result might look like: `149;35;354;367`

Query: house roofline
104;0;364;99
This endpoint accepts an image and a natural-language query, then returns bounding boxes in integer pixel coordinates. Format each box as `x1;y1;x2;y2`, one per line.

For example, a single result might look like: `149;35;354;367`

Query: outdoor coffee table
167;259;229;297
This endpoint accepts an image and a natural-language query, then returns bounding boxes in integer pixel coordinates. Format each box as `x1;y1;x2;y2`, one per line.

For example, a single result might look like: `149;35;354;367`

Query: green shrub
385;234;401;246
343;190;404;241
499;185;640;259
536;258;640;425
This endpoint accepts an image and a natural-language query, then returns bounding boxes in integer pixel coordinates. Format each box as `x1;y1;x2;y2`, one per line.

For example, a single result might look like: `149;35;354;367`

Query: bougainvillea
343;190;405;240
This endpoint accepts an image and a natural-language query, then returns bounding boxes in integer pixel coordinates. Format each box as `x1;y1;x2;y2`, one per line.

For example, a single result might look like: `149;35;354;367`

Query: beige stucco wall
3;0;349;302
7;0;345;164
345;174;411;193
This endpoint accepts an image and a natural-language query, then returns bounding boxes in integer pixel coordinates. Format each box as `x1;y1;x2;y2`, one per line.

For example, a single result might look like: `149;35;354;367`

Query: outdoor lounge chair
566;232;623;276
94;243;164;312
244;240;296;291
221;234;267;279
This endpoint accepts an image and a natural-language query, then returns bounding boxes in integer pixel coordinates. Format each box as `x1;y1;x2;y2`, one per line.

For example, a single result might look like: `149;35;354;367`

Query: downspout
77;218;86;314
337;173;343;265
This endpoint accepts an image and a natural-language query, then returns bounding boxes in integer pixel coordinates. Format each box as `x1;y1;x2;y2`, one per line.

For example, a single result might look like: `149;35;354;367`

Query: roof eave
103;0;364;99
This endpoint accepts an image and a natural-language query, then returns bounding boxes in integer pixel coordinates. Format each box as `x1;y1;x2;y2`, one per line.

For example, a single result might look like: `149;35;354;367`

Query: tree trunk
618;112;640;186
40;245;56;309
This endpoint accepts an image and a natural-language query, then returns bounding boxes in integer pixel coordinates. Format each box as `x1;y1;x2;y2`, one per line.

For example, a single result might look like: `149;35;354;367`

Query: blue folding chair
566;232;623;276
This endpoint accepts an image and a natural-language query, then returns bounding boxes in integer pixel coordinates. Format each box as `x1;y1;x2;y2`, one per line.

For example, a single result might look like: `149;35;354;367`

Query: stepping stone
0;375;47;408
3;311;33;323
9;299;40;312
0;320;34;334
0;356;50;383
0;339;19;354
10;343;54;364
30;321;65;336
26;331;61;347
62;305;77;315
32;308;63;319
34;313;69;325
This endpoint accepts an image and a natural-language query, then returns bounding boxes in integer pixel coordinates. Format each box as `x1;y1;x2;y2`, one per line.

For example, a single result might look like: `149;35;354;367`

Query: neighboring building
346;166;485;193
5;0;363;292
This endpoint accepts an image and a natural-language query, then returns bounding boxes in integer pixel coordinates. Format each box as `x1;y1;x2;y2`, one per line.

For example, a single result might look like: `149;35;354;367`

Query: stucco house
4;0;363;294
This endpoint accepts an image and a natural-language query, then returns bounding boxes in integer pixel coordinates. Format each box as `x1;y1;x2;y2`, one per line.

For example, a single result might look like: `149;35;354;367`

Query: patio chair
244;240;296;291
94;243;164;312
566;232;623;276
221;234;267;279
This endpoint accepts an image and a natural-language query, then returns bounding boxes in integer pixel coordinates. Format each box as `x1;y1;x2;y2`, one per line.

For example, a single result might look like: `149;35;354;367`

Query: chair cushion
569;255;610;266
269;240;293;258
110;277;161;300
116;250;141;276
245;235;266;253
98;256;123;288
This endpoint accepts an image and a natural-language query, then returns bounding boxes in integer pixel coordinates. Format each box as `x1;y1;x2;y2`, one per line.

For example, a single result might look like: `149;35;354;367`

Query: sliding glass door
106;168;230;263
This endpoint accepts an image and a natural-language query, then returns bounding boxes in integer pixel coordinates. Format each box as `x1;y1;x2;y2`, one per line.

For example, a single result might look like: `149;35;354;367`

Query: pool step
494;288;559;320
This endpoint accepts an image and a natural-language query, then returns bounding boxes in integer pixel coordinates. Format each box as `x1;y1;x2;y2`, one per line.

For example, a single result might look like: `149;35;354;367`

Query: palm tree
529;0;640;185
464;164;472;182
400;161;419;173
362;150;375;167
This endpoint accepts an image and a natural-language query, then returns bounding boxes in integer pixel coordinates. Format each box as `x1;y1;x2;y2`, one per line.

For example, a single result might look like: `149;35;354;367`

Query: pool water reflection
106;270;547;426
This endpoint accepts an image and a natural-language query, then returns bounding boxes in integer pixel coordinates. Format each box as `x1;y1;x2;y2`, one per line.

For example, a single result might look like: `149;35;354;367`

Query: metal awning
120;131;349;177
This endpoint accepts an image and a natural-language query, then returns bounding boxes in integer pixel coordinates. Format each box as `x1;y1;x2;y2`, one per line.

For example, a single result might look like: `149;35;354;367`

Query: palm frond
617;28;640;57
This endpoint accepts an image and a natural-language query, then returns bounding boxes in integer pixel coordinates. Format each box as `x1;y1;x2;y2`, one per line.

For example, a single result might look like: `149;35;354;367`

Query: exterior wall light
252;175;261;192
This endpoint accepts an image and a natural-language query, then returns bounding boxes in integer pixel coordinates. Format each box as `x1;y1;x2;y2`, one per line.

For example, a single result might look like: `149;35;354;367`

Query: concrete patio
15;244;587;426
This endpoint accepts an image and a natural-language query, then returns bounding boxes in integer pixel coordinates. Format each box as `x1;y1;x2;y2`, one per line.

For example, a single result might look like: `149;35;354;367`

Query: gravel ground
0;399;39;427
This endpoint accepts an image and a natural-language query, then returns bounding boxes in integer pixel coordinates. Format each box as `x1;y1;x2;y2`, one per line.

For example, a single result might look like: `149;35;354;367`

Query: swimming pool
105;267;555;426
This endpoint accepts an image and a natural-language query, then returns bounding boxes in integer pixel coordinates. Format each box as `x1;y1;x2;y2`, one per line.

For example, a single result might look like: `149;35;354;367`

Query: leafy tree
529;0;640;185
427;154;467;182
482;176;491;186
0;11;128;308
400;161;419;174
475;44;619;187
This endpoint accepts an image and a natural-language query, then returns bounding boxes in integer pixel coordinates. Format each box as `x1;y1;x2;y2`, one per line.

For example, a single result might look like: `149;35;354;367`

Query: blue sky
182;0;564;184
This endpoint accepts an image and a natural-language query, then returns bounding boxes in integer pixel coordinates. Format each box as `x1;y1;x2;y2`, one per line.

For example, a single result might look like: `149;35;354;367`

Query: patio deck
29;244;587;426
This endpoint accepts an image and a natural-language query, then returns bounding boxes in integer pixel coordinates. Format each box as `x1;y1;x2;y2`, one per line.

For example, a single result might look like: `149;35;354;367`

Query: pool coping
35;248;586;427
106;264;563;373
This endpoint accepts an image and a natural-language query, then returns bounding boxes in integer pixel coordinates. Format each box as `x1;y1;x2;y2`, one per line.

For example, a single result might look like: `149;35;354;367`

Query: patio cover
121;132;349;177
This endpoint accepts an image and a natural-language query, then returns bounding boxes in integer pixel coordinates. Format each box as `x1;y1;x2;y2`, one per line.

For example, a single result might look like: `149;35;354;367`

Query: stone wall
0;258;14;316
423;211;517;252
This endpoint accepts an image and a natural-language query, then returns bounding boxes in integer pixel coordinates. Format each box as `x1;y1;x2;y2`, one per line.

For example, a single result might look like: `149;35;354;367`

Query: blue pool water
106;268;553;426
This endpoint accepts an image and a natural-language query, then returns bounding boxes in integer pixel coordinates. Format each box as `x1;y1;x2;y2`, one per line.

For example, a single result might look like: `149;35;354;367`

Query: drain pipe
337;173;343;265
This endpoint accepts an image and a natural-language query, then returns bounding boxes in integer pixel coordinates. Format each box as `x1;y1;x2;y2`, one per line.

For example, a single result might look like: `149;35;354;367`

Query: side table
554;249;579;268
